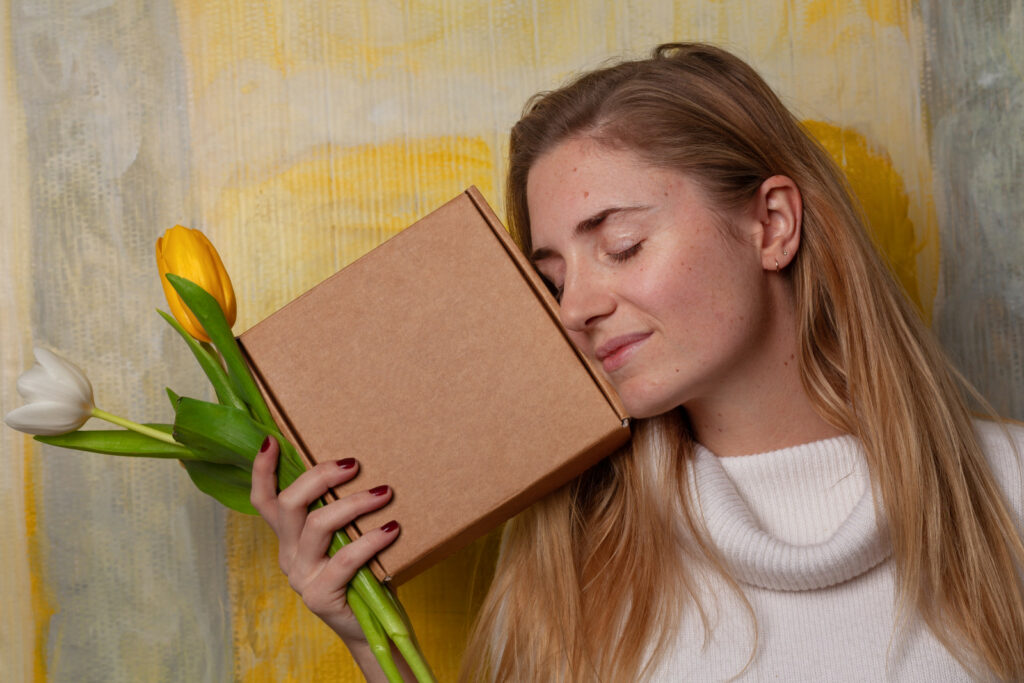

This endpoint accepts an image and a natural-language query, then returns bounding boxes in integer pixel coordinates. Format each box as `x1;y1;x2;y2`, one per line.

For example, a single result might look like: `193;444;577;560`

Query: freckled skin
528;139;769;417
527;138;843;455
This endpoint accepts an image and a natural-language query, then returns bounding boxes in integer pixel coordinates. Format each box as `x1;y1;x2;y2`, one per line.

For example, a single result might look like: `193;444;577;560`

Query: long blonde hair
462;43;1024;680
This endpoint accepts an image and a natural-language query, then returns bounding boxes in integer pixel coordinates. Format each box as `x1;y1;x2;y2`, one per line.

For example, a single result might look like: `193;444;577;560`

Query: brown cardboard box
238;187;630;585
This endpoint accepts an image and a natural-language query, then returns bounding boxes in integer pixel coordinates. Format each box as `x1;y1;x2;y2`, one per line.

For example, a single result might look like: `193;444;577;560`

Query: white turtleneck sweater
648;420;1024;682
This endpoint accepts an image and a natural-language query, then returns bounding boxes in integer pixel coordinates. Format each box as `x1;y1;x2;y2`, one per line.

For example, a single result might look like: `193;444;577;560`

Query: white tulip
4;347;96;435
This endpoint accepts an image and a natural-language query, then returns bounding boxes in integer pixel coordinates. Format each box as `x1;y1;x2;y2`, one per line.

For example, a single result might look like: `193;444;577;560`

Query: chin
617;389;681;420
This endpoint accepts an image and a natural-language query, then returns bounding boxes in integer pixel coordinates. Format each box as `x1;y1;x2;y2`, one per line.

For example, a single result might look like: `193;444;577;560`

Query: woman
251;43;1024;681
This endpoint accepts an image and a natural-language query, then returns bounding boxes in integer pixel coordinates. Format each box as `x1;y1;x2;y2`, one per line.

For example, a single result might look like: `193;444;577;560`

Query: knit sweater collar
690;435;891;591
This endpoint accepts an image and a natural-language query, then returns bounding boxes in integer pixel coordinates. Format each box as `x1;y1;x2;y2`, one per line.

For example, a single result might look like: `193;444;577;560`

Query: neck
688;390;846;457
685;283;846;457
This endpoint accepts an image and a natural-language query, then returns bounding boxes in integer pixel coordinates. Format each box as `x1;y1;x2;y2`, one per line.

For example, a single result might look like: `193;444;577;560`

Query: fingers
250;435;281;529
277;458;361;557
290;486;394;580
302;520;401;614
249;435;398;598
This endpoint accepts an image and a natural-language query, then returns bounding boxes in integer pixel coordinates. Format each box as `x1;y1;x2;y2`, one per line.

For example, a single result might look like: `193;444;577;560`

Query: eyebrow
529;205;647;262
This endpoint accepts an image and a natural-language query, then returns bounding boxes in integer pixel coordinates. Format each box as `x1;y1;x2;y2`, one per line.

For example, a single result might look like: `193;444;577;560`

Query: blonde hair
461;43;1024;680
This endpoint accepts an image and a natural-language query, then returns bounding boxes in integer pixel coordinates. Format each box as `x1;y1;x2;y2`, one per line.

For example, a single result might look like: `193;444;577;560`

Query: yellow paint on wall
227;515;351;682
782;0;939;318
228;513;500;682
862;0;910;32
24;442;56;683
804;0;911;37
175;1;293;95
2;0;50;675
803;119;934;320
212;135;496;326
174;0;522;96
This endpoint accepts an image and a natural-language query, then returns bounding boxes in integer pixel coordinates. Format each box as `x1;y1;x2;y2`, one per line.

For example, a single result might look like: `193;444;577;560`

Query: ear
751;175;801;272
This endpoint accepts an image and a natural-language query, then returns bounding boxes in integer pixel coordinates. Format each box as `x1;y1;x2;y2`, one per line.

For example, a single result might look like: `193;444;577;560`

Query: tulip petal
157;227;214;342
33;347;94;405
5;401;91;435
195;230;237;325
182;235;225;307
156;225;237;341
16;364;59;402
166;277;210;342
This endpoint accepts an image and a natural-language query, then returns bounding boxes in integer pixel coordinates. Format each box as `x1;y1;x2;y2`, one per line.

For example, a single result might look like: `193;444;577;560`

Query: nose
558;264;615;332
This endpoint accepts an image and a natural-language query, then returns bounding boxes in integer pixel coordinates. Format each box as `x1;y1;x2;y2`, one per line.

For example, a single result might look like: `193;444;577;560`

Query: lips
595;332;652;373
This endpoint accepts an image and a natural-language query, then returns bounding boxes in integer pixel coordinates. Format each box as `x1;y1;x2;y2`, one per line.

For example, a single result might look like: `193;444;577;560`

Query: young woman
250;43;1024;681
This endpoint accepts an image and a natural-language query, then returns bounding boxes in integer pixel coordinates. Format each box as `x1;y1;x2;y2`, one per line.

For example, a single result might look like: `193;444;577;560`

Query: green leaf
158;309;248;412
164;276;308;504
165;274;274;426
165;387;180;408
199;340;220;360
173;397;269;468
275;438;311;491
181;460;257;515
35;426;198;459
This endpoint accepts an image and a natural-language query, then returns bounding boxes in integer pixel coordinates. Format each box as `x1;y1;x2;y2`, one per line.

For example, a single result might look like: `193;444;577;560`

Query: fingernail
380;520;399;533
336;457;356;469
259;436;272;453
369;485;389;496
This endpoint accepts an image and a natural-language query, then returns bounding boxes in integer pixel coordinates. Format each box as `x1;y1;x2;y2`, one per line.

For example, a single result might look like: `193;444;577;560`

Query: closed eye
538;274;564;302
609;241;643;262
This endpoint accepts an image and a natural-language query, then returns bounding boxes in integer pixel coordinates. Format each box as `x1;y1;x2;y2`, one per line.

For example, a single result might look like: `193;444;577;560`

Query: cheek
696;272;771;360
654;254;763;349
637;255;705;318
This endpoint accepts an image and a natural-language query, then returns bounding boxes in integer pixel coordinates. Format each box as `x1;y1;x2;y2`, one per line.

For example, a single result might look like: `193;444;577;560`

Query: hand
250;435;400;642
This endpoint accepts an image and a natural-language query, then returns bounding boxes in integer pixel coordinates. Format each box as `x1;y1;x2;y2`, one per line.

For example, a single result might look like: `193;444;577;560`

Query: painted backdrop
2;1;1022;681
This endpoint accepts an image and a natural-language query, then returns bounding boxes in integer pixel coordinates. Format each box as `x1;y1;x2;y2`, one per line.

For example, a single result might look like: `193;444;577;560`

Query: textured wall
922;0;1024;417
1;1;1020;681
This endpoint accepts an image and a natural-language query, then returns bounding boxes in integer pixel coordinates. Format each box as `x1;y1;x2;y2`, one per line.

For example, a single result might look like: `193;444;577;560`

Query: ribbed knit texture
648;420;1024;681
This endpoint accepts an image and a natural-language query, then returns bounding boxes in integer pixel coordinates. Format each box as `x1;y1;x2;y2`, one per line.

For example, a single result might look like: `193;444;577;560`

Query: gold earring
783;249;789;257
775;258;780;271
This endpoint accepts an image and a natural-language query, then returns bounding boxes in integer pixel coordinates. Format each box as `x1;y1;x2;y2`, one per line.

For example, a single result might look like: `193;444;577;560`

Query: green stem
392;633;433;683
329;530;436;683
157;309;248;413
348;587;404;683
91;407;181;446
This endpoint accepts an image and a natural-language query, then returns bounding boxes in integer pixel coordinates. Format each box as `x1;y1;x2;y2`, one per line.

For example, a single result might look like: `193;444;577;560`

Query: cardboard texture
239;188;630;585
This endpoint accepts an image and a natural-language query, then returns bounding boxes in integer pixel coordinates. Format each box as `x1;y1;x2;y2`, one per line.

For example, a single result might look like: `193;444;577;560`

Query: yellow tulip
155;225;237;342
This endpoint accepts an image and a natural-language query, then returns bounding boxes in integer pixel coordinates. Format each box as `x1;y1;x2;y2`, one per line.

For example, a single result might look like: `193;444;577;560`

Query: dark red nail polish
336;457;356;469
369;485;389;496
259;436;272;453
380;520;399;533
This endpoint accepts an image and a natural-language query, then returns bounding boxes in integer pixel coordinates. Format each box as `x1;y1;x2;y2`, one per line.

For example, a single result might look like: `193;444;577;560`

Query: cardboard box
238;187;630;585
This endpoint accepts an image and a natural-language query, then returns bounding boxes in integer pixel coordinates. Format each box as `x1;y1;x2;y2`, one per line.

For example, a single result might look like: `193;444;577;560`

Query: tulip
5;347;95;435
156;225;236;342
5;347;179;446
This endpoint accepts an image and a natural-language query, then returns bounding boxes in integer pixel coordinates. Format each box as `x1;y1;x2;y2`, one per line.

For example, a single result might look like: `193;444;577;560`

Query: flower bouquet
5;225;434;683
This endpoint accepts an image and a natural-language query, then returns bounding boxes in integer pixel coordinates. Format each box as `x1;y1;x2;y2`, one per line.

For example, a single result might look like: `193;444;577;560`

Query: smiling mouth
595;332;652;373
